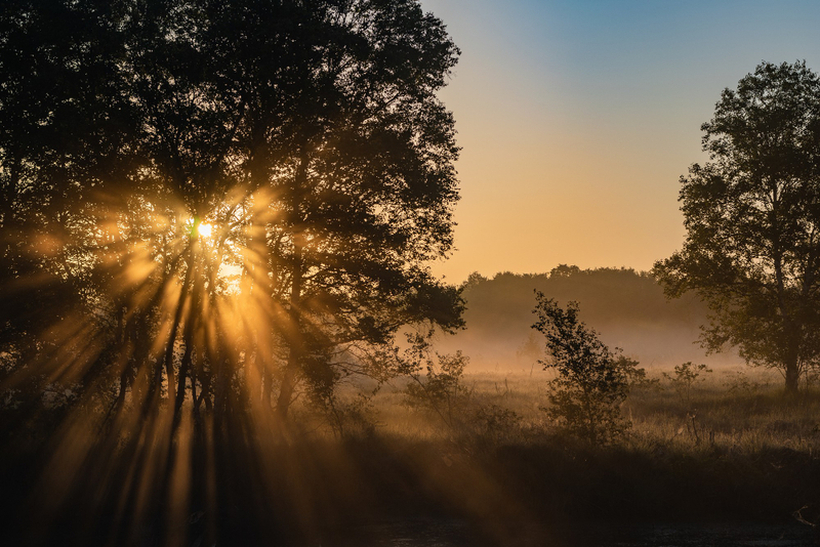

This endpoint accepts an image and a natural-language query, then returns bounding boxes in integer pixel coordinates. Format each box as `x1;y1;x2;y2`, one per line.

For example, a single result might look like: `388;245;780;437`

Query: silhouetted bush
663;361;713;406
532;292;644;444
401;332;473;432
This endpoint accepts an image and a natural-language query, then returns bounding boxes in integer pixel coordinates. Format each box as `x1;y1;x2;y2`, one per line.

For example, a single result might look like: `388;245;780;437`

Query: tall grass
311;365;820;527
6;364;820;546
361;366;820;452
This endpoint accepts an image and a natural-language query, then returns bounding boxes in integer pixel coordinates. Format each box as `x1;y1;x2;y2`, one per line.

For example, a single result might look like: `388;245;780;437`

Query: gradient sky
419;0;820;282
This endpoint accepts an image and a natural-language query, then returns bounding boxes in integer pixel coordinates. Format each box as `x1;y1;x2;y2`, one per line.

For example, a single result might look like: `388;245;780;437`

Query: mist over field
436;266;739;371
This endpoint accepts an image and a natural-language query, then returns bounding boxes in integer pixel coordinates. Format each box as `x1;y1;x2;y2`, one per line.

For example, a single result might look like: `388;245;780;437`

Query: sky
419;0;820;283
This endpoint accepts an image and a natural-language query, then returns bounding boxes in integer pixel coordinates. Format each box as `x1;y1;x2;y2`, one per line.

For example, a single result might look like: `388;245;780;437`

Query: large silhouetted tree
0;0;462;426
0;2;462;544
200;0;465;417
0;0;138;409
654;61;820;394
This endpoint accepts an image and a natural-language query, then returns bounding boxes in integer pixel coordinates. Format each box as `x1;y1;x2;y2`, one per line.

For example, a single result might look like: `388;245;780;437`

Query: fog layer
437;266;739;371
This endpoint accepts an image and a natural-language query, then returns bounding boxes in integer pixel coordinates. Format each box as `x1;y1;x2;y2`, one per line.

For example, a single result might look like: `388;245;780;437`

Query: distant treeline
437;265;738;370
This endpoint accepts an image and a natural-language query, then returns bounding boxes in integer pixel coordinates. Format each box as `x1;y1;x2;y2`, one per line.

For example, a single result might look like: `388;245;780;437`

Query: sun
196;222;213;239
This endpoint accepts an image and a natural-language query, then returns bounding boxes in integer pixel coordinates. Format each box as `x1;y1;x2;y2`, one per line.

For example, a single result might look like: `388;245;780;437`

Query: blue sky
419;0;820;282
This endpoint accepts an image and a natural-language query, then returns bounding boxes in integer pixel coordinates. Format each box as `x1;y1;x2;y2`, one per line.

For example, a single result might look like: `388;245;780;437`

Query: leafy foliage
402;331;472;431
654;61;820;393
532;291;642;444
0;0;464;427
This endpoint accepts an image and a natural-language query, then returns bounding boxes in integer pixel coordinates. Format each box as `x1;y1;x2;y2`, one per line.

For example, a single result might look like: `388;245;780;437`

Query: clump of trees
0;2;465;541
0;0;463;433
532;291;643;444
655;61;820;394
439;267;713;371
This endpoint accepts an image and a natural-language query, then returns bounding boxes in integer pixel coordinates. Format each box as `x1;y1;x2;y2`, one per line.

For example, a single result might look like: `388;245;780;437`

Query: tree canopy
654;61;820;394
0;0;463;432
0;3;463;540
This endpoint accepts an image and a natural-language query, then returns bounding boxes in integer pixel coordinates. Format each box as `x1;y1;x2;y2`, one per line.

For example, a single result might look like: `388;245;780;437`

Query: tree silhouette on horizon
655;60;820;394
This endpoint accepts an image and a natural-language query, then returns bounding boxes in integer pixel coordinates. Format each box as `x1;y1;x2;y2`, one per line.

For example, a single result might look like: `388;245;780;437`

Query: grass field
365;365;820;453
6;364;820;546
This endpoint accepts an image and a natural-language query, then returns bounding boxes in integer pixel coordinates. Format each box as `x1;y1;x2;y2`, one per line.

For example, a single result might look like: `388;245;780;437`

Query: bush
401;331;473;431
532;292;642;444
471;403;522;443
663;362;712;405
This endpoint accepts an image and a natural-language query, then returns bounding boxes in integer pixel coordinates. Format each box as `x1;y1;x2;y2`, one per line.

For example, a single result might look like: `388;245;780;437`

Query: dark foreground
2;428;820;546
345;519;815;546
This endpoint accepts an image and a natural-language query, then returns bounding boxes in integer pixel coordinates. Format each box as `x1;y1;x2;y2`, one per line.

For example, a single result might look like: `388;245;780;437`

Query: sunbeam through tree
0;1;462;544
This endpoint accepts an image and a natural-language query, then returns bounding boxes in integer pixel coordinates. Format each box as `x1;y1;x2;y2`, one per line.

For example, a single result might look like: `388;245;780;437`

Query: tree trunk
213;356;228;433
785;358;800;395
161;245;195;409
275;151;310;420
782;319;803;395
275;248;302;419
174;268;201;427
276;364;296;420
174;332;194;426
247;130;276;409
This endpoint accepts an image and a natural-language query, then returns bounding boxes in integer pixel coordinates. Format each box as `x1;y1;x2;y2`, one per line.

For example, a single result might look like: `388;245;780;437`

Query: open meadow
7;363;820;546
366;365;820;452
236;364;820;545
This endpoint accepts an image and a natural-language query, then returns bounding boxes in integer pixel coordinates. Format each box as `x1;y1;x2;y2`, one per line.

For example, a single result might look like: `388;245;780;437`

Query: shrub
532;292;642;444
471;403;522;443
663;362;712;405
401;331;473;431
